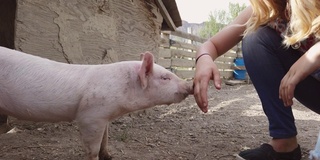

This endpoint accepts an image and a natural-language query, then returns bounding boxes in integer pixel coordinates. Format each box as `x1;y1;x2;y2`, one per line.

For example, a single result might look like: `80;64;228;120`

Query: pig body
0;46;192;160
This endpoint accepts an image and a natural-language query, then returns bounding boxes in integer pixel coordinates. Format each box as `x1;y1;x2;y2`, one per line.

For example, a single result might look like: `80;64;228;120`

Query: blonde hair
244;0;320;47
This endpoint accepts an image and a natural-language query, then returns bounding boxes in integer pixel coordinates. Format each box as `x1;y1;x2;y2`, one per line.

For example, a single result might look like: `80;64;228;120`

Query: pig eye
161;75;171;80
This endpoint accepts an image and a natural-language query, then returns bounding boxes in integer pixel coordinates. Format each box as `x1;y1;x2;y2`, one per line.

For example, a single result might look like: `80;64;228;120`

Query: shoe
236;143;302;160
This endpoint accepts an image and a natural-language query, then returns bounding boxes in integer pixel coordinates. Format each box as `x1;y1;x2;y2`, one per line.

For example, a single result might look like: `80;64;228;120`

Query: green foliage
199;3;247;39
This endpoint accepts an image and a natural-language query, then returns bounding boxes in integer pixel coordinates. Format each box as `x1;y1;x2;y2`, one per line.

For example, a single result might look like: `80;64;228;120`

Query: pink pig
0;46;193;160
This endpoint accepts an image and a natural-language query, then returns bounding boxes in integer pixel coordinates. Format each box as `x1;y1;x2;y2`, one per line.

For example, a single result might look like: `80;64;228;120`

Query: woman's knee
242;26;283;55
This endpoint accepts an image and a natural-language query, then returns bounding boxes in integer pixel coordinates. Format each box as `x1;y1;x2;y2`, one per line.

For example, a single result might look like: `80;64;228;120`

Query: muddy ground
0;83;319;160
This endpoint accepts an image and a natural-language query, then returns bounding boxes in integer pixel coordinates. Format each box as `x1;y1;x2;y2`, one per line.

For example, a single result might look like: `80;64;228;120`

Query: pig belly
0;101;78;122
0;68;85;122
0;85;81;122
0;80;84;122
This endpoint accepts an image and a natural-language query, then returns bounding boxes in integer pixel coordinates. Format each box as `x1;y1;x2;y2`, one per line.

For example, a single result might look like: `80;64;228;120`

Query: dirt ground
0;83;319;160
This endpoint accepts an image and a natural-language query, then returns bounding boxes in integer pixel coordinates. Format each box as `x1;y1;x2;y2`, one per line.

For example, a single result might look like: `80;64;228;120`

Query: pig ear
138;52;154;89
140;53;144;60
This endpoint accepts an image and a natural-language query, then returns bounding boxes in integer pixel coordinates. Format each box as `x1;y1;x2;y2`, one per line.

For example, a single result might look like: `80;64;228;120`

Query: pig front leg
78;117;108;160
99;123;112;160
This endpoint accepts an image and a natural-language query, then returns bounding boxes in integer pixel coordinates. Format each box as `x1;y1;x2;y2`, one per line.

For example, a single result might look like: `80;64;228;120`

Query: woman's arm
196;6;252;59
279;41;320;106
194;6;253;113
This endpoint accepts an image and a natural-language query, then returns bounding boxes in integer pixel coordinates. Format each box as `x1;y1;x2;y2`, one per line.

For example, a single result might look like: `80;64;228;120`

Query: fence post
161;31;172;71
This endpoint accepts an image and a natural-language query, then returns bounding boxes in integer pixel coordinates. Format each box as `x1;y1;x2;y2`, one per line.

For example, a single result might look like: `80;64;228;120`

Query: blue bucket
233;58;247;80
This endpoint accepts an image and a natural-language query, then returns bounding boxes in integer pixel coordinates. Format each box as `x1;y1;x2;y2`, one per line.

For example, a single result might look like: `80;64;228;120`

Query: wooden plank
173;70;195;79
171;49;195;58
163;30;207;43
216;63;233;70
161;49;237;63
160;37;171;48
157;59;171;68
171;40;198;51
161;33;170;48
216;57;235;63
224;50;237;57
173;69;234;80
159;31;243;81
172;58;195;68
155;0;176;30
159;48;171;58
231;65;246;70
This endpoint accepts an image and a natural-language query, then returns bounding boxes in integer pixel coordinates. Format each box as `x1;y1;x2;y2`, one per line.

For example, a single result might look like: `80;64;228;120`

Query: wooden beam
155;0;176;30
162;30;207;43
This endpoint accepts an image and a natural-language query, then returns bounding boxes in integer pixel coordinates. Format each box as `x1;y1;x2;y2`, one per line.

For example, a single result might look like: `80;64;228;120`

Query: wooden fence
158;30;241;80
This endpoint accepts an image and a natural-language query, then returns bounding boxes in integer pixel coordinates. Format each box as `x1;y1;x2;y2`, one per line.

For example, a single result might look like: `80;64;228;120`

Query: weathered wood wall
15;0;163;64
159;30;240;80
0;0;16;49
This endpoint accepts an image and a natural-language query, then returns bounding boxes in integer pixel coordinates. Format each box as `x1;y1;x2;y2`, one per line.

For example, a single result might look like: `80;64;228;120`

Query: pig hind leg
78;118;107;160
99;123;112;160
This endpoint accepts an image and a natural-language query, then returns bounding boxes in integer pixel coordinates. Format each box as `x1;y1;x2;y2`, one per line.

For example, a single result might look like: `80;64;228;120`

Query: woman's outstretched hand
193;56;221;113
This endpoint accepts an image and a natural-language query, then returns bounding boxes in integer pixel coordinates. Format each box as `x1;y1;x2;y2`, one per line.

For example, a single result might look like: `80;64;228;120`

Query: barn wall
15;0;163;64
0;0;16;49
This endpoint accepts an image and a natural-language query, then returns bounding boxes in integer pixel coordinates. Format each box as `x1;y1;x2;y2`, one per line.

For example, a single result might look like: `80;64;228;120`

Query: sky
175;0;250;23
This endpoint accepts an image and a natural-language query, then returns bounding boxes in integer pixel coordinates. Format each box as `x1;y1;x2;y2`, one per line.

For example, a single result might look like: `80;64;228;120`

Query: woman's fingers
279;74;295;107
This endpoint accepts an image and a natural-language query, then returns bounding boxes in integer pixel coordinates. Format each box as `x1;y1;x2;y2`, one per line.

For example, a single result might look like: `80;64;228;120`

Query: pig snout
186;81;194;95
178;81;194;98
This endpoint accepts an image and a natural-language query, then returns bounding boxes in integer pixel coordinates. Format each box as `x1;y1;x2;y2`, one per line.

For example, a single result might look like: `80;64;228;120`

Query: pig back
0;47;88;121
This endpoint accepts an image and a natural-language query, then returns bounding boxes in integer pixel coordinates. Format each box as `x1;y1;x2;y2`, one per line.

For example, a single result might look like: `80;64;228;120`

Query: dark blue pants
242;26;320;139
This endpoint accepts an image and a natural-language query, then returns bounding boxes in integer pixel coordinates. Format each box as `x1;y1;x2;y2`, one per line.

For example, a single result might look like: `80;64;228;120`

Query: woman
193;0;320;159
